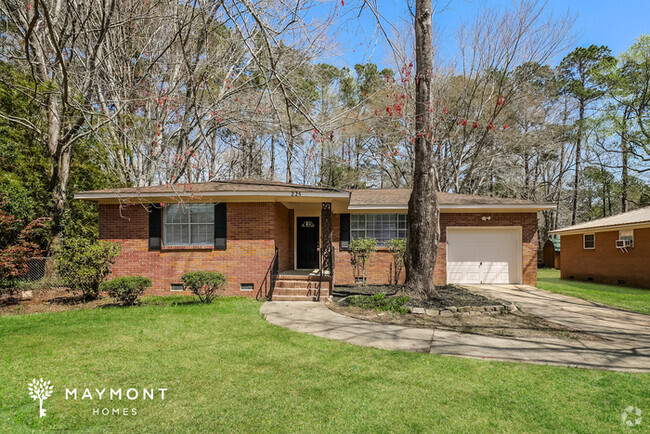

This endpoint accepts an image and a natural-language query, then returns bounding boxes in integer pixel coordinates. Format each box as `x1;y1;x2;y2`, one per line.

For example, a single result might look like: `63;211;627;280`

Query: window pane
190;204;214;224
191;223;214;245
165;204;189;224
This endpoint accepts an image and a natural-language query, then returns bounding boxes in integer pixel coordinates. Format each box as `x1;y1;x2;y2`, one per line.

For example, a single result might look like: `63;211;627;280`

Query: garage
446;227;522;284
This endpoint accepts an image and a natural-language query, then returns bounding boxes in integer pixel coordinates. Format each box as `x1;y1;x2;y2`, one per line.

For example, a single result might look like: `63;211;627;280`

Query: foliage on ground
346;292;410;313
537;268;650;315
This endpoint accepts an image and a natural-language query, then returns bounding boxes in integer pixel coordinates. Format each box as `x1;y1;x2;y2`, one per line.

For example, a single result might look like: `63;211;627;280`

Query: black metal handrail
259;247;279;300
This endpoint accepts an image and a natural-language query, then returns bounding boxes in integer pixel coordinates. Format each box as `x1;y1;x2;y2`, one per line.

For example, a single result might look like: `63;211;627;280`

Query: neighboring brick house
75;180;553;300
551;206;650;289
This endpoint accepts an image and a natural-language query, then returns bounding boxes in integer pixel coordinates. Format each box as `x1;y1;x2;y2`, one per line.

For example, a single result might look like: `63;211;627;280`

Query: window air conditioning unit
616;239;633;248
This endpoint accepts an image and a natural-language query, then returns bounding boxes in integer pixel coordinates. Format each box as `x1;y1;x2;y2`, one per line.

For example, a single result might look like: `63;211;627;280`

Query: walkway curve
261;293;650;372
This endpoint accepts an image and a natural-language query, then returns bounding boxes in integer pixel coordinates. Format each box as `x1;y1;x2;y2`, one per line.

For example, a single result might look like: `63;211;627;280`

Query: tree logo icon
622;406;642;428
28;378;53;418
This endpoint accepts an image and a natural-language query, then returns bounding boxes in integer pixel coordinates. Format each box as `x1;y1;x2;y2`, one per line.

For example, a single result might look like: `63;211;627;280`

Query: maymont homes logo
27;378;53;418
27;377;168;418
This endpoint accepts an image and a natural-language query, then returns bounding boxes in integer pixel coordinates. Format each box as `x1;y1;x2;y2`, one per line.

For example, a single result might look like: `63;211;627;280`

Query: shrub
181;271;227;303
56;238;121;300
0;196;52;286
347;292;410;314
386;238;406;285
348;237;377;286
101;276;152;305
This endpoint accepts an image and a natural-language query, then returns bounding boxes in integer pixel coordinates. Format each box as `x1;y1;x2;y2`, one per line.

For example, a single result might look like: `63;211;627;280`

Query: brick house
76;180;553;300
551;206;650;289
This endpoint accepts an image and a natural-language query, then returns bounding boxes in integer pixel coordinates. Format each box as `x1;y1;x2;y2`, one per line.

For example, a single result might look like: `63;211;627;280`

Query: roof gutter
550;222;650;235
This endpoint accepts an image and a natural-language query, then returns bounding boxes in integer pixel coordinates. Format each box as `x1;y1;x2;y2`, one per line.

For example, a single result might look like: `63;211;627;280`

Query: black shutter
340;213;350;250
214;203;227;250
148;205;161;250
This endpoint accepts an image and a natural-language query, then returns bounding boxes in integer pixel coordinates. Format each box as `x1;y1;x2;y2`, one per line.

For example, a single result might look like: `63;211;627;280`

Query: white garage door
447;227;521;284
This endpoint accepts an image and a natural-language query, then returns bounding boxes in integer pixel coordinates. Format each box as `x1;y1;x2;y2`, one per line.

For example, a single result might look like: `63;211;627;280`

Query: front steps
271;273;331;301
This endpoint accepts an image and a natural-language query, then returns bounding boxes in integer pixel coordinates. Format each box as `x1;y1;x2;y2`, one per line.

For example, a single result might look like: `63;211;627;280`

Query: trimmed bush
386;238;406;285
181;271;227;303
101;276;152;305
348;237;377;286
56;238;121;300
347;292;409;314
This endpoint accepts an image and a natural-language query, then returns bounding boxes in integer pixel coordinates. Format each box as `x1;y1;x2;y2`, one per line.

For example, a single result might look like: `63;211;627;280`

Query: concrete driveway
463;284;650;348
261;285;650;372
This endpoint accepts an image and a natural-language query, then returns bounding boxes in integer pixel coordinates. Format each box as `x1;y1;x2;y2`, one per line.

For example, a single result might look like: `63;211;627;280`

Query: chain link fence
15;257;58;282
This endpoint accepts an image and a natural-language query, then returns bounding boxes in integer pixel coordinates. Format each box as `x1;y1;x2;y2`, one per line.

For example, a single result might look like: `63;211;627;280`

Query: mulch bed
0;287;112;316
334;284;503;309
331;284;604;341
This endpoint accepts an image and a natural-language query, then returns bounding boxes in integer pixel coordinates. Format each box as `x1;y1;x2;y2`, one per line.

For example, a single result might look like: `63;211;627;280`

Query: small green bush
101;276;152;305
181;271;227;303
56;238;121;300
347;292;409;314
386;238;406;285
348;237;377;286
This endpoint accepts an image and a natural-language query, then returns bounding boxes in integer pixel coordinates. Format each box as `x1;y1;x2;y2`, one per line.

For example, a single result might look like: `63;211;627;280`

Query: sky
323;0;650;69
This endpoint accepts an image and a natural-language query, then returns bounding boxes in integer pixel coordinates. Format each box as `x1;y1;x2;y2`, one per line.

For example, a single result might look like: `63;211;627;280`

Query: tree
0;0;118;235
403;0;439;298
559;45;615;224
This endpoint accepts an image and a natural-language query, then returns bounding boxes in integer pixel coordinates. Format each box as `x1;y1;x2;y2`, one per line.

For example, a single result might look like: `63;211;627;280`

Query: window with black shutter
148;205;162;250
339;213;350;250
214;203;227;250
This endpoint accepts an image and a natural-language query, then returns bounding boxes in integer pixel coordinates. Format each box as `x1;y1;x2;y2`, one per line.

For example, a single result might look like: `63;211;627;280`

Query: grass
0;297;648;432
537;268;650;315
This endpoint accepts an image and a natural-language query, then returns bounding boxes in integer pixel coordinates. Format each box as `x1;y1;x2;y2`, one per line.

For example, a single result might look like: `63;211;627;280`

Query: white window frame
618;229;634;247
350;213;407;246
163;204;214;247
583;233;595;250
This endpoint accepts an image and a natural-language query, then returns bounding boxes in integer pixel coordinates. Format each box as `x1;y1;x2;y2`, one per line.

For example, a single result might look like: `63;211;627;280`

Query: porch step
270;274;331;301
272;295;324;302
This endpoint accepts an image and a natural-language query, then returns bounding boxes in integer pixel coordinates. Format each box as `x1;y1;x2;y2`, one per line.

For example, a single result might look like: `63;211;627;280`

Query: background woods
0;0;648;252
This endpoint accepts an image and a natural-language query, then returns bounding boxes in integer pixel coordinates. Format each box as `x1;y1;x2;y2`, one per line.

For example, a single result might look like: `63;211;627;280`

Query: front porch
263;201;335;301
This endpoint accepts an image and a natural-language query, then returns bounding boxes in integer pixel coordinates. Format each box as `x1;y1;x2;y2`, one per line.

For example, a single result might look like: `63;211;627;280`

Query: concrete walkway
260;287;650;372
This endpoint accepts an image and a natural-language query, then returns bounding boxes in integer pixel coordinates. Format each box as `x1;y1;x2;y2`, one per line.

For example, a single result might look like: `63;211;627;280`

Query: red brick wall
99;202;286;297
332;214;405;285
560;228;650;289
333;212;538;287
100;204;539;295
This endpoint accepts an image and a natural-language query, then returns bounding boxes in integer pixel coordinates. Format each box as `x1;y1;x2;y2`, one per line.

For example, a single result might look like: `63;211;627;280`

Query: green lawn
1;297;648;432
537;268;650;315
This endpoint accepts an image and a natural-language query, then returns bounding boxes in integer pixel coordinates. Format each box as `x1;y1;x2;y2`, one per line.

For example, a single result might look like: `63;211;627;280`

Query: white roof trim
551;222;650;235
74;190;350;200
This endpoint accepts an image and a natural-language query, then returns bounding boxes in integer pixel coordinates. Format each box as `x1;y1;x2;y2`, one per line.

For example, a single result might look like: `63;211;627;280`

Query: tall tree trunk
621;112;629;213
270;136;275;180
286;139;293;183
46;95;69;240
404;0;439;298
571;101;585;225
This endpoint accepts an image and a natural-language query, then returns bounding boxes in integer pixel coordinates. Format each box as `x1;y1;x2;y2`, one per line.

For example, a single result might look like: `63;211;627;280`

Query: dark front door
297;217;319;269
